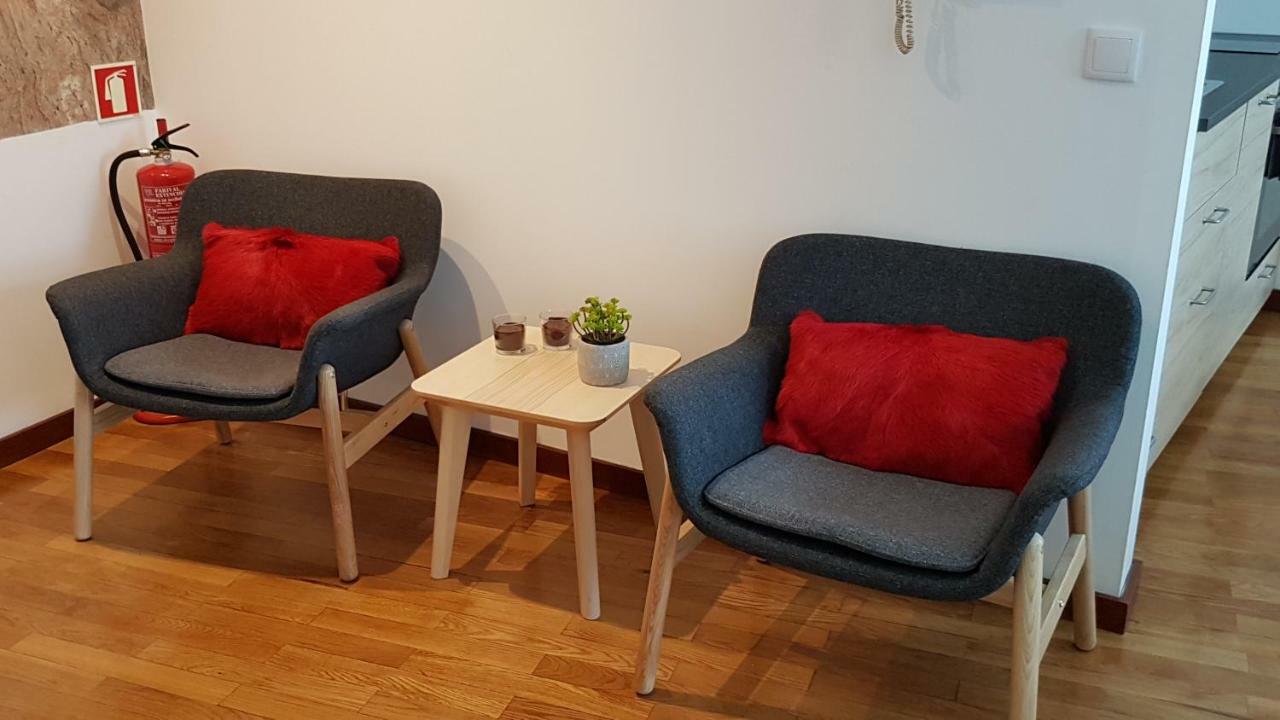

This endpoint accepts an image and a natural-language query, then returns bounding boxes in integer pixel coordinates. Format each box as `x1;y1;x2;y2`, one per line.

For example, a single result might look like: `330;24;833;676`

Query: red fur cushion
184;223;401;350
763;311;1068;493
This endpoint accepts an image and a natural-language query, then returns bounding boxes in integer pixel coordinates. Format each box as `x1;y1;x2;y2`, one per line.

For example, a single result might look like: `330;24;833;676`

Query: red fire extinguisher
136;120;197;258
107;119;200;426
108;118;199;261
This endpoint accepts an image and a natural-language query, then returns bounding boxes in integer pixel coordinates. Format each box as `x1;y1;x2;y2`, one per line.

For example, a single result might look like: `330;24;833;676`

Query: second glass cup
540;310;573;350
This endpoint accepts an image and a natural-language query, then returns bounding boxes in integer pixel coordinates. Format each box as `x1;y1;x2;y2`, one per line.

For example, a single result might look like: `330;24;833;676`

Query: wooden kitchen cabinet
1150;81;1279;462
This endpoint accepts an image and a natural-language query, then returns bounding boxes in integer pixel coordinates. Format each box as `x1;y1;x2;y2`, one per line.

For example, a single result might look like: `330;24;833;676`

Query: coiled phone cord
895;0;915;55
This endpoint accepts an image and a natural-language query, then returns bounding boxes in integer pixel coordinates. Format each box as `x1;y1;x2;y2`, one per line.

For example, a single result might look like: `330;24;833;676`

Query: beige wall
0;0;158;442
0;0;153;139
0;113;158;439
140;0;1211;596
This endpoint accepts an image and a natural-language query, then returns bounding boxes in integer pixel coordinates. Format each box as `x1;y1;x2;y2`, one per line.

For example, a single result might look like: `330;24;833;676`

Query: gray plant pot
577;337;630;387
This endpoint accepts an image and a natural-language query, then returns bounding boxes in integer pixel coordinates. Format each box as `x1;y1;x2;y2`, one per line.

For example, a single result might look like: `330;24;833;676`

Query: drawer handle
1189;287;1217;306
1260;264;1278;280
1261;94;1280;106
1202;207;1231;225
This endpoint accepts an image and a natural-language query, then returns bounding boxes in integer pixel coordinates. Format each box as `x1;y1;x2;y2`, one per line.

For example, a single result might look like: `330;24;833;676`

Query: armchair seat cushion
703;446;1017;573
105;334;301;401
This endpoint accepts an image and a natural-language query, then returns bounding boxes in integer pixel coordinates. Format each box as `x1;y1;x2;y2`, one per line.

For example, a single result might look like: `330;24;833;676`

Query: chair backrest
749;234;1142;404
172;169;443;287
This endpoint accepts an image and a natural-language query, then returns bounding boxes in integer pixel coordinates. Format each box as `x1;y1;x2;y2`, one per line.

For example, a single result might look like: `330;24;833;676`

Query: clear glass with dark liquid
540;311;573;350
492;314;527;355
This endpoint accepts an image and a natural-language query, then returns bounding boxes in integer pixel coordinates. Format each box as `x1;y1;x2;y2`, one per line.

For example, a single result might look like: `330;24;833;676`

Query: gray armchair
633;235;1141;720
46;170;443;582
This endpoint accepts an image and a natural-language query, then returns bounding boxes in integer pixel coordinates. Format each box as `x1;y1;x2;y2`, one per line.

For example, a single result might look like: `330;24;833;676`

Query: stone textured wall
0;0;154;139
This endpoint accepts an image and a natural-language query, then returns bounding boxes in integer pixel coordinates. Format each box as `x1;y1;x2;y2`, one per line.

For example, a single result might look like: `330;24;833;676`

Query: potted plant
571;296;632;386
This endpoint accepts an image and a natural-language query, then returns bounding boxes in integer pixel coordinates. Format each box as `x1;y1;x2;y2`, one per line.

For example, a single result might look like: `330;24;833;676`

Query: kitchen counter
1201;34;1280;132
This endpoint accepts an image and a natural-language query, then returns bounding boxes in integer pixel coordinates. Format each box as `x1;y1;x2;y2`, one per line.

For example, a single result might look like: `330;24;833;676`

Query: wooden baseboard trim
1264;290;1280;313
346;398;650;500
0;408;76;469
1066;559;1141;635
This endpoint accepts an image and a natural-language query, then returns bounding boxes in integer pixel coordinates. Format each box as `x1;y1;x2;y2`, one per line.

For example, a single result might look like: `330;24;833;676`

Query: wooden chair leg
517;421;538;507
1068;488;1098;651
318;365;359;582
430;406;472;579
566;427;602;620
635;480;683;695
399;319;444;444
214;421;233;445
72;376;94;541
1011;533;1044;720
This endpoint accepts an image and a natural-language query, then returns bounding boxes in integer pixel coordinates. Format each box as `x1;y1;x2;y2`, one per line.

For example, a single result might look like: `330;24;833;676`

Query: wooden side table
411;327;680;619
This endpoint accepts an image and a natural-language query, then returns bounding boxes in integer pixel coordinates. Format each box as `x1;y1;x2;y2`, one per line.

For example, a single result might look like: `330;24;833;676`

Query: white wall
1215;0;1280;34
0;115;158;439
140;0;1211;596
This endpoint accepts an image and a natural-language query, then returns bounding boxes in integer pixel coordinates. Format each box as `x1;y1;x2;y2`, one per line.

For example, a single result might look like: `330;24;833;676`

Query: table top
411;326;681;428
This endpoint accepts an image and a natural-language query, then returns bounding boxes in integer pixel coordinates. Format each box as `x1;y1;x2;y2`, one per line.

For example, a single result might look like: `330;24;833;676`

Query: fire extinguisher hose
108;149;147;262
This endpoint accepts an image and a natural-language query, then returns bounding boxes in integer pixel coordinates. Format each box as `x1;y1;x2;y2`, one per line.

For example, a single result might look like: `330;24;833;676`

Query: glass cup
540;310;573;350
492;314;527;355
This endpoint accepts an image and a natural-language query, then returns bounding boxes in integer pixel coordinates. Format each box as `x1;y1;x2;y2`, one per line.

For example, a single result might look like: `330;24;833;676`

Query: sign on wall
89;61;141;122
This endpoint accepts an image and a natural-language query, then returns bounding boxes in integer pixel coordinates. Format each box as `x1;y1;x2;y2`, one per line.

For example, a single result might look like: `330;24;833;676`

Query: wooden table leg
518;421;538;507
629;396;667;523
430;406;472;580
566;427;601;620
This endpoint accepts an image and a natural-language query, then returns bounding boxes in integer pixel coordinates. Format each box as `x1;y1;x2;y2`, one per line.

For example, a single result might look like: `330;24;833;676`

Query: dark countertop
1201;34;1280;132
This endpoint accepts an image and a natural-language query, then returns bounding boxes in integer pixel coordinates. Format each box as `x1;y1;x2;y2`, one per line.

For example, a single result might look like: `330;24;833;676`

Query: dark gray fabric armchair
46;170;443;582
633;234;1141;720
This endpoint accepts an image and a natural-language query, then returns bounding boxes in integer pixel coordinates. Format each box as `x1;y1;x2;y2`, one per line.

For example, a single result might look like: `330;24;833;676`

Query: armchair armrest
644;327;788;508
983;385;1130;578
295;272;429;392
46;253;199;377
1026;388;1128;504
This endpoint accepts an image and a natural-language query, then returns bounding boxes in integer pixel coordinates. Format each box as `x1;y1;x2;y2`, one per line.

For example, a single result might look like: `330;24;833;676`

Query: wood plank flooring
0;312;1276;718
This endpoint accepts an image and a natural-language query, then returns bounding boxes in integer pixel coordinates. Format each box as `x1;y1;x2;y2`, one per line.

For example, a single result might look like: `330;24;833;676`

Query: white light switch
1085;28;1143;83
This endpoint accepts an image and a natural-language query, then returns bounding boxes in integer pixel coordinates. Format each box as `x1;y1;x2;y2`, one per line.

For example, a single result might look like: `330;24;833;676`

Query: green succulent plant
570;296;631;346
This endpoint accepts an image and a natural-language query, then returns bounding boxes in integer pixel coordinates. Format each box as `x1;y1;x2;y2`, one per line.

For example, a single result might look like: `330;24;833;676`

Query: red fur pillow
184;223;401;350
763;311;1068;493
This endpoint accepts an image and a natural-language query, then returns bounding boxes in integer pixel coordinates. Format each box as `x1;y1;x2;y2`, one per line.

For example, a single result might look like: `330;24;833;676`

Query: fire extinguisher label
140;181;190;257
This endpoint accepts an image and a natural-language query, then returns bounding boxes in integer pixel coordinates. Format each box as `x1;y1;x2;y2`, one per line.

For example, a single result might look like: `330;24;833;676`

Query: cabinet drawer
1187;105;1246;220
1243;80;1280;148
1152;309;1219;457
1182;186;1240;254
1182;139;1265;254
1169;213;1229;346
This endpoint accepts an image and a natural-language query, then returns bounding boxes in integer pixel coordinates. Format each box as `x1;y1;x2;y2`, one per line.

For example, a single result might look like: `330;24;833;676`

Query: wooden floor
0;314;1276;719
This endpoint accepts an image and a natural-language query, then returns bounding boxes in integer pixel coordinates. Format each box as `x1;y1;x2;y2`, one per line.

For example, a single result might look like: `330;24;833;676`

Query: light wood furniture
1153;80;1280;461
71;319;438;583
2;312;1277;719
634;470;1095;720
411;327;680;620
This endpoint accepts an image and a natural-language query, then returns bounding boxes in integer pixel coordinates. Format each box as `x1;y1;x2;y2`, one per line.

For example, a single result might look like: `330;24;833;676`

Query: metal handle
1189;287;1217;306
1261;94;1279;106
1202;207;1231;225
1260;264;1278;280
